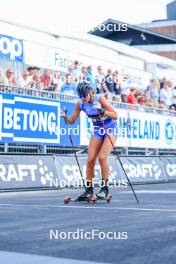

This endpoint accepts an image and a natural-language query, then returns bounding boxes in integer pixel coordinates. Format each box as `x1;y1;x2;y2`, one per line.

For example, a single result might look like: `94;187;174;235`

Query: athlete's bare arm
66;101;81;124
99;96;118;120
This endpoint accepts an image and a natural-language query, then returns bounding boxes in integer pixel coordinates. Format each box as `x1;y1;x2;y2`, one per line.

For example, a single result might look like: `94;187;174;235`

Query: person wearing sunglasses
62;81;118;200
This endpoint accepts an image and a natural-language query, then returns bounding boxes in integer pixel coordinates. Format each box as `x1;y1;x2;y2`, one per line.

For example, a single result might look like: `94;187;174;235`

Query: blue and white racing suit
79;95;118;140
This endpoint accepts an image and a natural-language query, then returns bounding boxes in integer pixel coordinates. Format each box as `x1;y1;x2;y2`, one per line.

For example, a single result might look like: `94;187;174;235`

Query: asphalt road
0;183;176;264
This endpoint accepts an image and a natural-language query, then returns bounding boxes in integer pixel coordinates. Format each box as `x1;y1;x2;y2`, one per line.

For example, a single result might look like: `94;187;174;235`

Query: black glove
98;108;105;117
60;108;68;117
94;104;105;117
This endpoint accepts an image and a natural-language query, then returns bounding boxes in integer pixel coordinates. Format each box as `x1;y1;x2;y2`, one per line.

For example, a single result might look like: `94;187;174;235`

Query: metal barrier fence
0;84;78;102
1;84;175;116
0;84;176;155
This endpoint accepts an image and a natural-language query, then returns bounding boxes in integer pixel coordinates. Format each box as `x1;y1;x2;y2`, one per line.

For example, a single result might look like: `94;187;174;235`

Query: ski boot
96;185;109;199
77;186;93;201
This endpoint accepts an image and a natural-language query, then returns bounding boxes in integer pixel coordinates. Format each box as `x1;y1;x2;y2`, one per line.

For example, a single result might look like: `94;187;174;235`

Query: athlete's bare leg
86;136;103;185
98;135;117;182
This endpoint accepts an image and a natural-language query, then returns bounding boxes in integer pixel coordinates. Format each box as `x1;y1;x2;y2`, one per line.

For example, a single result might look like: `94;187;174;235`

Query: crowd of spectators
0;60;176;111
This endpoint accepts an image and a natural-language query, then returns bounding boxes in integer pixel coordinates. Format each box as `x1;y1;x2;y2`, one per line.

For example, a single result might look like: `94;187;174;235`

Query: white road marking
122;190;176;194
0;189;176;197
0;251;103;264
0;203;176;212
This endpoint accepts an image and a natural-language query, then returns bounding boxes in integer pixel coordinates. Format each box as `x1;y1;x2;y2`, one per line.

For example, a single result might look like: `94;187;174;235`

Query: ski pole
98;113;140;204
63;111;87;191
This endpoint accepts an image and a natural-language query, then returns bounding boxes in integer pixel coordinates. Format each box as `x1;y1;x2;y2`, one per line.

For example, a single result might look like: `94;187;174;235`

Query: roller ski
64;186;112;204
64;186;94;204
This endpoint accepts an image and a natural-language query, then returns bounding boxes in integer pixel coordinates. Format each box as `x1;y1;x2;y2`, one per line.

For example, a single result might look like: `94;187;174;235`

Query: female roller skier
62;81;118;200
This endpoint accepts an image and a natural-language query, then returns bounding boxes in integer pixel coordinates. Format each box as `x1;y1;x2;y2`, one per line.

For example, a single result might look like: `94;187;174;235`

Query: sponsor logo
1;95;60;144
123;160;162;180
166;163;176;177
85;117;93;139
62;164;119;182
0;159;54;185
164;120;174;144
38;159;54;184
0;35;23;61
55;164;126;188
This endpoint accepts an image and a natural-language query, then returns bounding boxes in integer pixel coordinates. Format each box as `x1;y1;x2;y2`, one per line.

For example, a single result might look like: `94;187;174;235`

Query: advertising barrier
0;155;176;190
0;92;176;149
0;93;80;146
54;156;168;186
80;108;176;149
0;154;58;189
161;156;176;181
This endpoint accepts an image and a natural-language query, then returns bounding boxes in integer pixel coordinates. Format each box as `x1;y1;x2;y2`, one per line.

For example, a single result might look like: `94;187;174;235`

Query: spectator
113;71;121;102
41;69;52;88
85;65;95;88
147;78;160;103
121;74;130;103
71;60;82;82
169;105;176;111
171;85;176;110
145;101;155;108
31;74;44;90
158;101;167;109
67;65;74;74
60;73;77;95
137;91;146;106
160;77;167;89
27;66;35;82
80;66;87;82
127;87;138;104
95;65;105;94
167;80;173;90
4;69;16;85
52;71;62;92
33;66;40;75
143;91;150;103
160;82;172;108
102;68;114;100
0;68;4;84
17;71;30;87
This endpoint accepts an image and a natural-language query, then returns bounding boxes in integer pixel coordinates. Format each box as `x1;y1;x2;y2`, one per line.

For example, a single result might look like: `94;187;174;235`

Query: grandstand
0;19;176;156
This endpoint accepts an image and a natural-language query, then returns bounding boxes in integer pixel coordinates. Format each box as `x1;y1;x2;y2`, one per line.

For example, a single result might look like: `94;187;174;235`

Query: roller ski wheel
87;194;96;203
64;196;72;204
107;195;112;203
64;194;94;204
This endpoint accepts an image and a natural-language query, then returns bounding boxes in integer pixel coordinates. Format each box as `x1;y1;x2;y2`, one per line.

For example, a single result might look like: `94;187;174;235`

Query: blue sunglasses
79;93;89;99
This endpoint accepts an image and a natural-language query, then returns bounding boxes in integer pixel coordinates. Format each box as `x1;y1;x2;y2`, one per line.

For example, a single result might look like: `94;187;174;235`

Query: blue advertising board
0;34;23;62
0;93;80;146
